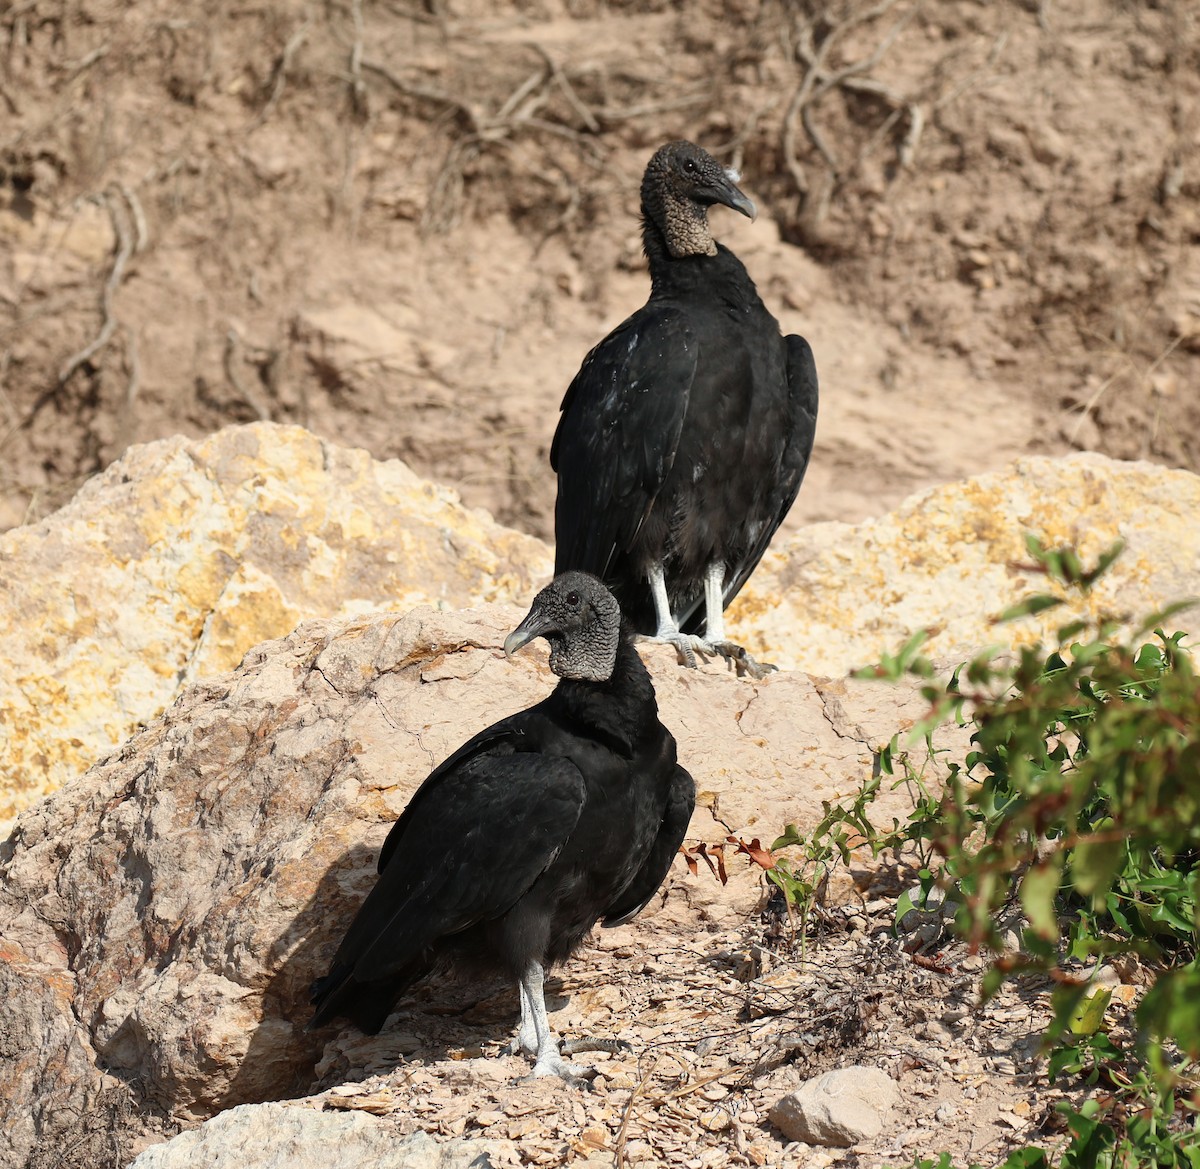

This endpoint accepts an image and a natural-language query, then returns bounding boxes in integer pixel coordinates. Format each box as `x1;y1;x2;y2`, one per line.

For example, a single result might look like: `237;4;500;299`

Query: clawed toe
523;1054;598;1085
708;640;777;679
560;1036;631;1057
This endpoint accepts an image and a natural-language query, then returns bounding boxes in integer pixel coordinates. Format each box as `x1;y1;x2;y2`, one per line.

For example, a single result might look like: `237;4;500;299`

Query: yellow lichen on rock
730;453;1200;675
0;423;550;819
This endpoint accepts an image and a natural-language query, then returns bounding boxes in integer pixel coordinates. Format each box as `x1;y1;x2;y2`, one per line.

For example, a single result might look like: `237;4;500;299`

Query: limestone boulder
127;1107;500;1169
0;601;918;1168
768;1066;902;1147
0;423;550;820
732;453;1200;675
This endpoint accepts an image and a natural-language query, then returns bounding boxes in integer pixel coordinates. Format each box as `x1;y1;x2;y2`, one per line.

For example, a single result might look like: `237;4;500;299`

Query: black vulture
551;140;819;677
309;572;695;1081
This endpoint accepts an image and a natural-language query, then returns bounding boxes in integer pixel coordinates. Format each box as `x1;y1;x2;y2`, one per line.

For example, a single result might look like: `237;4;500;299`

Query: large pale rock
5;435;1197;827
768;1066;901;1147
128;1106;498;1169
0;423;550;820
0;603;922;1168
732;453;1200;675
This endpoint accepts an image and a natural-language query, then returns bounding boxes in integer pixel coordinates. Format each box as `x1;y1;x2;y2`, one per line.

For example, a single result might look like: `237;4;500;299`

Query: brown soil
245;870;1135;1169
3;0;1198;538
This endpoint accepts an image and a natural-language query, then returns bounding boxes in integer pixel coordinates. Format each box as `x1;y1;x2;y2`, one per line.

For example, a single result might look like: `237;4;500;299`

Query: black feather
552;141;819;638
309;574;695;1039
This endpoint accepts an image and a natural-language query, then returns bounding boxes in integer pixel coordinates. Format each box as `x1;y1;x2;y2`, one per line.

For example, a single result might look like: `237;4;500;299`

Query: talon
560;1036;631;1057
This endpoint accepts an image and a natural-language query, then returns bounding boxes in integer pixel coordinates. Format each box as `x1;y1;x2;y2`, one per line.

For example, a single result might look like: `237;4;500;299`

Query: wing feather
552;307;698;577
341;750;586;982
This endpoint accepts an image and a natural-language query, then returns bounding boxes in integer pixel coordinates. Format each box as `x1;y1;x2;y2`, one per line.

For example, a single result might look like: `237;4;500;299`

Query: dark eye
683;158;698;174
566;591;580;606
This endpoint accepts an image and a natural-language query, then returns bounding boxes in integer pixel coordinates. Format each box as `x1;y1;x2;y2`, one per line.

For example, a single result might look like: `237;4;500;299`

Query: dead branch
0;78;19;115
65;42;109;83
114;182;149;253
347;0;366;117
782;0;921;218
527;43;599;133
593;92;710;122
57;188;135;387
494;65;550;123
223;327;272;422
361;58;487;137
250;19;310;130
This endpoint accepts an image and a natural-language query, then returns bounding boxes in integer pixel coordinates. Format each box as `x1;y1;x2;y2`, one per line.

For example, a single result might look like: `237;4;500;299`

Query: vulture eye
566;590;580;606
682;157;698;175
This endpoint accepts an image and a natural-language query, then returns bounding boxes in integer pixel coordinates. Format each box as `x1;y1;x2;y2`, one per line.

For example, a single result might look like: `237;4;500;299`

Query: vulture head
504;571;623;682
641;140;756;259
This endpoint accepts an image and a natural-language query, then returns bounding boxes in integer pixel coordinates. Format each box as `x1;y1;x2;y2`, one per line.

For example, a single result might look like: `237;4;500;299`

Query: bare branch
223;327;272;422
249;19;311;130
527;43;599;133
361;58;485;136
57;188;135;387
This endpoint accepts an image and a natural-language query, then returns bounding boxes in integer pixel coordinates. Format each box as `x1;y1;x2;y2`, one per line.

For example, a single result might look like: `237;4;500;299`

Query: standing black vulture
309;572;695;1081
551;140;819;677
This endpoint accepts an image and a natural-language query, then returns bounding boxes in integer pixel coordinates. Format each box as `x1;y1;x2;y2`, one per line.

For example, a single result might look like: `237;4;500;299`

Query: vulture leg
504;977;538;1058
519;962;596;1082
703;561;727;643
644;563;711;668
702;562;777;681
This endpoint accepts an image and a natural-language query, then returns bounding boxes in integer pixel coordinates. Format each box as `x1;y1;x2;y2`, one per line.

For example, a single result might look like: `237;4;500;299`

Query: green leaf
1020;854;1064;940
1080;540;1125;587
1066;985;1111;1036
998;1150;1049;1169
993;594;1064;625
1069;838;1125;901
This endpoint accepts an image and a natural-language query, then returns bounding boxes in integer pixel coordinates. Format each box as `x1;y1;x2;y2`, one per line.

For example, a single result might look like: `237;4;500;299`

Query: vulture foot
560;1036;631;1057
707;639;778;680
641;631;776;678
524;1050;599;1085
640;630;713;669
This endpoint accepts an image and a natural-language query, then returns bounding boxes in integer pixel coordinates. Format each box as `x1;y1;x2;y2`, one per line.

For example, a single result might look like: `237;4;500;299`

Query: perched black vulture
309;572;695;1081
551;140;819;676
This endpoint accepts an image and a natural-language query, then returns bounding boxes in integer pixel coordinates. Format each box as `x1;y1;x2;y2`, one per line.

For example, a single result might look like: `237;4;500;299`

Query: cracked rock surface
5;425;1198;826
0;423;549;820
0;600;931;1168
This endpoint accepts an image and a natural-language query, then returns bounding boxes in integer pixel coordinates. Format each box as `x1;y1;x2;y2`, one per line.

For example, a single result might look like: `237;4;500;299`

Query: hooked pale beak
715;169;756;222
503;608;556;657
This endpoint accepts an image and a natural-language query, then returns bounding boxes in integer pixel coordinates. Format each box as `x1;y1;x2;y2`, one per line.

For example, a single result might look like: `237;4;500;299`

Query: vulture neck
553;627;658;757
641;192;717;267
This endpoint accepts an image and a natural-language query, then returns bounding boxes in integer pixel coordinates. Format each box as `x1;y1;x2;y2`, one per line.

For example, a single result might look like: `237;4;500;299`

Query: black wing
324;709;586;984
601;764;696;927
717;332;819;614
376;710;542;873
551;306;698;578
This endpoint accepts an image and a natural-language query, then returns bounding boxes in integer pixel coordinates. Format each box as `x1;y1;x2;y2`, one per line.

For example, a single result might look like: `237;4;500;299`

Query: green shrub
752;536;1200;1166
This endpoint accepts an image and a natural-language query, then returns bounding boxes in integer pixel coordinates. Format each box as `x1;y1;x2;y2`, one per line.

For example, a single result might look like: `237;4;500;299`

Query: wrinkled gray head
503;572;622;682
641;140;756;259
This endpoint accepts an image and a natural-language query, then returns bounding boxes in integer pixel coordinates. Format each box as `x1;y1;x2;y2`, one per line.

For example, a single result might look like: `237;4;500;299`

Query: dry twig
250;19;311;130
57;187;135;387
782;0;922;220
223;327;273;422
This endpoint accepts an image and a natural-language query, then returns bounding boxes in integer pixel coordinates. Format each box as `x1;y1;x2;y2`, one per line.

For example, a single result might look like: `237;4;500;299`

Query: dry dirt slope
2;0;1198;536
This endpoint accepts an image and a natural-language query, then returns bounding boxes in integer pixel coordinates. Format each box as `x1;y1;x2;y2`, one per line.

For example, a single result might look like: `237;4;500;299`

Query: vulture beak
504;607;556;657
714;170;757;222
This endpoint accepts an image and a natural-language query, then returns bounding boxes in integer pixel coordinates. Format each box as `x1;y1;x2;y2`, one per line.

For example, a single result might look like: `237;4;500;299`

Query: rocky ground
298;892;1086;1169
115;875;1149;1169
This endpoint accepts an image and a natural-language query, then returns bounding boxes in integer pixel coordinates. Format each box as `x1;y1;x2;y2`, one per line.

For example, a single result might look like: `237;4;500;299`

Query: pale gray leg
504;977;538;1057
519;961;593;1081
703;561;727;643
643;563;711;668
642;562;774;678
